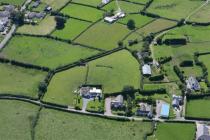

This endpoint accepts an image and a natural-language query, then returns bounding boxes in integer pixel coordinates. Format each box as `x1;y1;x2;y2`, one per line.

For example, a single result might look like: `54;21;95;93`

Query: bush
174;65;185;82
55;16;66;30
179;60;194;67
149;74;164;81
127;19;135;30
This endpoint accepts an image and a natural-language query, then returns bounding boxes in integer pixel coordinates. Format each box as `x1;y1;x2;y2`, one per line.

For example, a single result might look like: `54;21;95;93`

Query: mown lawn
0;100;39;140
147;0;203;20
186;98;210;119
87;50;140;94
71;0;102;6
103;1;144;13
17;16;56;35
2;35;99;69
1;0;25;6
0;63;47;97
52;18;91;40
43;66;87;106
75;22;130;50
61;3;104;22
35;108;152;140
148;122;195;140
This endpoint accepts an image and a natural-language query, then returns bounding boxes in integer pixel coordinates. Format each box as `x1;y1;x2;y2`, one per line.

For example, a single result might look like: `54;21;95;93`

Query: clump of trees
11;11;24;26
127;19;135;30
55;16;66;30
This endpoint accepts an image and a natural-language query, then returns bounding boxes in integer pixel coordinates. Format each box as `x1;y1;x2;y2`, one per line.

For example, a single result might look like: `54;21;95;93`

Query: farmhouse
111;95;124;109
172;94;182;108
136;103;153;118
79;86;102;99
142;64;152;76
186;76;200;91
25;12;46;19
160;103;170;118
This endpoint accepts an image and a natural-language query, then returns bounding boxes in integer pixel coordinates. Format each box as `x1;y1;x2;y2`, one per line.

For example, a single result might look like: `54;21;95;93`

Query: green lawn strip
35;108;152;140
186;98;210;119
103;1;144;13
61;3;104;22
2;35;99;69
1;0;25;6
71;0;102;7
43;66;87;106
17;16;56;35
87;50;140;94
128;0;148;4
148;122;196;140
51;18;91;40
0;100;40;140
0;63;47;97
86;99;104;112
75;22;130;50
199;54;210;81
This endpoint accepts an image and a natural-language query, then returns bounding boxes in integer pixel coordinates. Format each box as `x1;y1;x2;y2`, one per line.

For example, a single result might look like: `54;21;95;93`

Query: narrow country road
0;0;32;50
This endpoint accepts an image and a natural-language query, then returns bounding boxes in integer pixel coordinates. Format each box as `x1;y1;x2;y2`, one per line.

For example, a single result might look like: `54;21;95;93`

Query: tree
38;82;47;93
125;95;133;116
55;16;66;30
127;19;135;30
11;11;24;26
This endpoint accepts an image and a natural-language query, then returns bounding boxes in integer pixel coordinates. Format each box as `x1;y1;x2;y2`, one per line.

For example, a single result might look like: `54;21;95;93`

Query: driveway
104;97;112;116
82;98;90;112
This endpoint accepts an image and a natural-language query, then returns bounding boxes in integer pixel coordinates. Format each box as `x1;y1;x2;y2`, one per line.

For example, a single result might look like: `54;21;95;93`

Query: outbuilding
142;64;152;76
160;103;170;118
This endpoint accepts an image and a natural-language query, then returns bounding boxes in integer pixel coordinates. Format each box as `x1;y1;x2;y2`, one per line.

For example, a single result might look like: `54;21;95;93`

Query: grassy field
0;0;25;6
147;0;203;20
75;22;130;50
2;35;99;69
0;100;39;140
61;3;104;22
0;63;46;97
103;1;144;13
52;18;91;40
43;67;87;106
35;108;152;140
199;54;210;81
148;122;195;140
17;16;56;35
186;98;210;119
118;14;154;28
41;0;70;10
71;0;102;6
128;0;148;4
87;50;140;93
189;4;210;23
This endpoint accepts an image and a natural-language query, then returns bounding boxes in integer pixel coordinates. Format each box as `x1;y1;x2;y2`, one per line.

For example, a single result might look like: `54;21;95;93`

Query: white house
79;86;102;99
186;76;200;91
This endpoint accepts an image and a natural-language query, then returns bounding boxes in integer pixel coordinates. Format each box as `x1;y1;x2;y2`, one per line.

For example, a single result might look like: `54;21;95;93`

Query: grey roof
198;135;210;140
3;5;15;12
27;12;46;19
142;64;152;75
0;17;9;25
32;1;41;8
186;76;200;91
112;95;123;104
0;11;10;18
0;24;4;32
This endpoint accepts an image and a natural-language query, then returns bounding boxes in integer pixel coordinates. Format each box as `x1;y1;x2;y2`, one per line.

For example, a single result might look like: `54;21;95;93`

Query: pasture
0;63;46;97
0;0;25;6
61;3;104;22
199;54;210;81
75;22;130;50
148;122;196;140
41;0;70;10
52;18;91;40
186;98;210;119
71;0;102;7
0;100;39;140
86;50;140;94
35;108;152;140
43;67;87;106
2;35;99;69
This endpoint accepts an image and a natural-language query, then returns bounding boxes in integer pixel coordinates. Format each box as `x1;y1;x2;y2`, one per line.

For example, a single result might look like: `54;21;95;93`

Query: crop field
0;63;46;97
71;0;102;7
86;50;140;94
51;18;91;40
147;0;203;21
75;22;130;50
0;100;39;140
43;67;87;106
103;1;144;13
61;3;104;22
148;122;195;140
186;98;210;119
17;16;56;35
35;108;152;140
2;35;99;69
1;0;25;6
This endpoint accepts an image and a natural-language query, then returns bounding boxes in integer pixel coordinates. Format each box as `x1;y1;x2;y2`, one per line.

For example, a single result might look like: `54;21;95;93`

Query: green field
87;50;140;93
1;0;25;6
147;0;203;20
0;63;46;97
189;4;210;23
148;122;195;140
61;3;104;22
52;18;91;40
41;0;70;10
186;98;210;119
75;22;130;50
103;1;144;13
43;67;87;106
35;108;152;140
2;35;99;69
17;16;56;35
0;100;39;140
199;54;210;81
71;0;102;6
